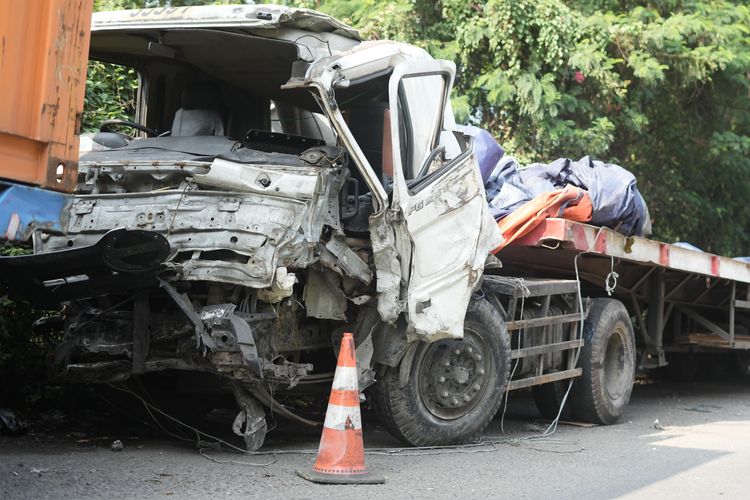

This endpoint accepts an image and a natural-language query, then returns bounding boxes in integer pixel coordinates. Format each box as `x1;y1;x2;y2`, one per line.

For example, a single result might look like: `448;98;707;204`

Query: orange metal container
0;0;92;192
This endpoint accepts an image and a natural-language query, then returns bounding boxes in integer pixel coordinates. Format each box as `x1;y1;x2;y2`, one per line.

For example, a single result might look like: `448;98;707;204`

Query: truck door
387;60;502;341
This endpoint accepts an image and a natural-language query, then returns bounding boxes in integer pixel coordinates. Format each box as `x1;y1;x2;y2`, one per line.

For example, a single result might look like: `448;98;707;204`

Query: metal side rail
483;275;588;391
483;276;580;298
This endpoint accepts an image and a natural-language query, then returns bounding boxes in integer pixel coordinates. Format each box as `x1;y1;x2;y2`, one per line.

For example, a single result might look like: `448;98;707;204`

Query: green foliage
83;61;139;132
280;0;750;255
83;0;750;254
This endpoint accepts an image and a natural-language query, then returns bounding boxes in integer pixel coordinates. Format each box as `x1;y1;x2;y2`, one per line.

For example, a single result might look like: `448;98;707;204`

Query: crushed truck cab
0;5;501;449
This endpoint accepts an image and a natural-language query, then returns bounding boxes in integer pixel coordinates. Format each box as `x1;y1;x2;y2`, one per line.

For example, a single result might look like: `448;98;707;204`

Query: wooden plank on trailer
677;306;731;342
680;333;750;349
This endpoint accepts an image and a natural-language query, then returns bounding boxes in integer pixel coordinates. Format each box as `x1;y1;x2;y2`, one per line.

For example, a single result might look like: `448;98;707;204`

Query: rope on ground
106;381;582;465
105;262;590;466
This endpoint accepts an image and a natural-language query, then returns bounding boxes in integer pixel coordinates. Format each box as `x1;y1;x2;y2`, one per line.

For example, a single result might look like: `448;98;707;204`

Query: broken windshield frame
386;60;456;201
396;72;449;181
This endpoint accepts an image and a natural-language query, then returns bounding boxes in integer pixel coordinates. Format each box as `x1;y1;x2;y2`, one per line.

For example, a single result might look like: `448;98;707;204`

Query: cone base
297;468;386;485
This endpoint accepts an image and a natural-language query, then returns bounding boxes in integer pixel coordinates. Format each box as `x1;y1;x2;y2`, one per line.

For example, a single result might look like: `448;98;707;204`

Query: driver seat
171;83;225;136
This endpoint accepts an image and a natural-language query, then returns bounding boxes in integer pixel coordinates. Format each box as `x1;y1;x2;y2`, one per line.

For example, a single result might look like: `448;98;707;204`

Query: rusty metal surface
0;0;92;192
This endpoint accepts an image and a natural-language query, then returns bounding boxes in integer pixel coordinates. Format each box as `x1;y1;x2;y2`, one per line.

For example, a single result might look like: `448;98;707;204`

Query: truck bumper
0;228;170;306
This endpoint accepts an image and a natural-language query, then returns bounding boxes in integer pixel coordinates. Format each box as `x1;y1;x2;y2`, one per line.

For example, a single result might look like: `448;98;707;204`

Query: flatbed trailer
470;217;750;425
500;217;750;367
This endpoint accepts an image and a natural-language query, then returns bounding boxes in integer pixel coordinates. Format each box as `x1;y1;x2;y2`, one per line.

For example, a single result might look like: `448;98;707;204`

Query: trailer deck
499;218;750;361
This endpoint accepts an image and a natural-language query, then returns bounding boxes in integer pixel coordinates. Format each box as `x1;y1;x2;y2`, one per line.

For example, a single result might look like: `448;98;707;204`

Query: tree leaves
82;0;750;254
303;0;750;254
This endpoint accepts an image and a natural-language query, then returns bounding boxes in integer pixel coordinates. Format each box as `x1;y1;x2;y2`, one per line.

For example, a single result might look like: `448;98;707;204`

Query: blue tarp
518;156;651;237
0;182;70;241
473;130;652;237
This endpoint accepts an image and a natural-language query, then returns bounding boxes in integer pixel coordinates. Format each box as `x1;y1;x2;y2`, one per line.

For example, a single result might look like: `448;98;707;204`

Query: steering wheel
99;119;159;137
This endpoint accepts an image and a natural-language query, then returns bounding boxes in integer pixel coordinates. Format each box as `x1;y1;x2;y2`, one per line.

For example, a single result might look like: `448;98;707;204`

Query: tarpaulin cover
456;125;505;182
477;133;651;239
518;156;651;237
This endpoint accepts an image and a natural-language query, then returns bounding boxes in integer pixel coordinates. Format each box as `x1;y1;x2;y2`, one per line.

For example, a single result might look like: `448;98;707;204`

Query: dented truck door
387;60;502;341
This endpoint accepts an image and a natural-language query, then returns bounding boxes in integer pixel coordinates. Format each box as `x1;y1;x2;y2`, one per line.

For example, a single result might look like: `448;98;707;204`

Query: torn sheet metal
37;153;344;288
303;268;347;320
325;235;372;284
369;215;404;324
193;158;325;201
397;151;502;342
199;303;261;377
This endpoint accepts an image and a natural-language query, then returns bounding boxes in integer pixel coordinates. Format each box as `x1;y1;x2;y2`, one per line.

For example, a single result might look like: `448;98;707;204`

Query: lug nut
473;384;481;391
463;394;471;402
441;391;449;398
444;361;451;367
478;368;485;375
467;347;473;353
451;398;459;406
438;376;446;383
454;349;461;355
475;354;482;361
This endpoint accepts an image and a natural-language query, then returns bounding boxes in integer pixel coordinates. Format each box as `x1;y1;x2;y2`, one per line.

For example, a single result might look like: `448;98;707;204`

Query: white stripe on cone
323;403;363;431
331;366;359;391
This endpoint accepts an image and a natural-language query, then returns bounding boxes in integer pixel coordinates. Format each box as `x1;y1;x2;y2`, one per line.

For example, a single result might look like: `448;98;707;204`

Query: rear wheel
730;351;750;377
371;297;511;446
532;380;574;420
572;298;636;424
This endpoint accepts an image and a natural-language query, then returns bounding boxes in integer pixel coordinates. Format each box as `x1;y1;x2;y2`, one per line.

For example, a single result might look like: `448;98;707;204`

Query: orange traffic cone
298;332;385;484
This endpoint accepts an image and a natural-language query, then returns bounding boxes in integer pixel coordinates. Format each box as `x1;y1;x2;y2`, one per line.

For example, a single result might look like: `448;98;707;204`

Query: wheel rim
416;327;494;420
603;323;630;401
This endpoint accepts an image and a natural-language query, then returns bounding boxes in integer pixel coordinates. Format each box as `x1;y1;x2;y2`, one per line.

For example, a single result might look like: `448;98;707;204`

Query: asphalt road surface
2;379;750;499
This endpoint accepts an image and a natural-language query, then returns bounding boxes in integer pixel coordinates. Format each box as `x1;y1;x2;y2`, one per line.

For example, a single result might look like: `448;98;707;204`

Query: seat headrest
181;83;222;110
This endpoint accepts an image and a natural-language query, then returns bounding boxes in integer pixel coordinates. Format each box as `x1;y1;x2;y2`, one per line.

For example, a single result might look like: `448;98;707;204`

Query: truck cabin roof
88;5;361;116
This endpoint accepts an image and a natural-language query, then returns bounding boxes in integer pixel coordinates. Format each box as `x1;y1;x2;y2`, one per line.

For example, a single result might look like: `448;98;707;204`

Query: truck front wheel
572;298;636;424
371;297;511;446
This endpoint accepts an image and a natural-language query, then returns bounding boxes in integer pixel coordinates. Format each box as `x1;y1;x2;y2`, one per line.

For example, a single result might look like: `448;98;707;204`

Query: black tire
532;380;574;420
703;352;729;380
371;297;511;446
730;351;750;377
572;298;636;424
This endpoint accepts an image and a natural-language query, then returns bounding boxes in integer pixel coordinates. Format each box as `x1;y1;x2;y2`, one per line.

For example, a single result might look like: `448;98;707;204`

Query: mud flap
231;383;268;451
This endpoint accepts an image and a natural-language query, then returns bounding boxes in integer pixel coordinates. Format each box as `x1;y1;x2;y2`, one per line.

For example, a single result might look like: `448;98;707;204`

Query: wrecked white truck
1;5;509;449
5;4;690;450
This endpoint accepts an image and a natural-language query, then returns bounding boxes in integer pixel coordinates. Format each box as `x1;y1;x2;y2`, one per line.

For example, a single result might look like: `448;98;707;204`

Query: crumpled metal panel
303;268;347;320
36;151;346;285
324;235;372;284
398;153;503;342
369;214;404;324
91;4;360;41
193;158;323;201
